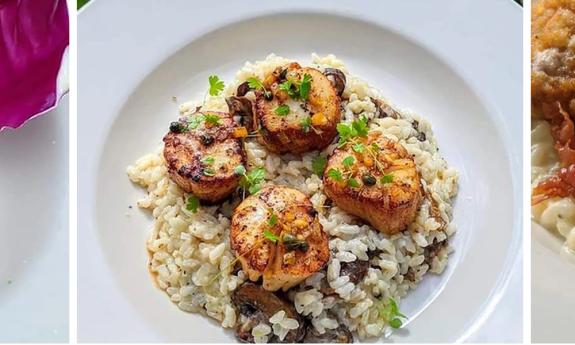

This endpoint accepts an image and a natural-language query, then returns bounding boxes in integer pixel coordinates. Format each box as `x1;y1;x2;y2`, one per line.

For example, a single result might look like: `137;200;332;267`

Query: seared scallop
163;111;246;203
230;185;330;291
252;63;342;154
323;133;423;235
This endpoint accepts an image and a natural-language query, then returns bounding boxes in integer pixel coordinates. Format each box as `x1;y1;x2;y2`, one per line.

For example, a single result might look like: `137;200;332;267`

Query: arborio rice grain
127;54;459;340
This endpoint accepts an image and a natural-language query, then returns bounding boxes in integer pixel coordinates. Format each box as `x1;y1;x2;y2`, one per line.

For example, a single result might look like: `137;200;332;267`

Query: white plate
0;96;69;342
532;222;575;343
78;0;522;342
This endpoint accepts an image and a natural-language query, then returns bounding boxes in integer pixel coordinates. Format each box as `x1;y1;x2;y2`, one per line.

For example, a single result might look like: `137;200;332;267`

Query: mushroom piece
303;324;354;343
323;68;346;96
226;96;255;130
232;283;306;343
237;81;252;97
371;97;400;119
340;259;370;285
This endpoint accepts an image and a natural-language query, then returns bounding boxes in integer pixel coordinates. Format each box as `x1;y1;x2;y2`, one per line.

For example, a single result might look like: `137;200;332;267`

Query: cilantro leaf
352;116;369;137
268;212;278;226
311;155;327;177
301;116;312;133
299;74;312;100
275;104;290;116
239;166;266;195
347;177;360;188
188;114;205;130
381;174;394;184
202;156;215;165
208;75;225;96
377;297;407;329
342;156;355;168
204;113;221;126
186;195;200;213
234;165;246;176
327;168;343;182
263;229;279;243
247;77;264;90
203;168;215;176
352;143;365;153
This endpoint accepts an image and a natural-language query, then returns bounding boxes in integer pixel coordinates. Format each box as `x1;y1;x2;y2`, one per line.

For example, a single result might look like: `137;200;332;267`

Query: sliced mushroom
323;68;346;96
371;97;400;119
340;259;370;284
237;81;251;97
232;283;306;343
303;324;354;343
226;96;255;130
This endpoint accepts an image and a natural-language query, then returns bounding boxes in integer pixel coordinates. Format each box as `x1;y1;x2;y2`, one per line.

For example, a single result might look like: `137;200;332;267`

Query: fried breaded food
163;111;246;203
532;0;575;110
230;185;330;291
323;134;423;235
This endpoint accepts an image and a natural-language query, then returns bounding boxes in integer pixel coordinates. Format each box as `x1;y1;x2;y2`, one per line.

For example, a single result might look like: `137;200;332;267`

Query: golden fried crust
163;111;245;203
230;185;330;291
532;0;575;110
323;134;423;235
254;63;341;154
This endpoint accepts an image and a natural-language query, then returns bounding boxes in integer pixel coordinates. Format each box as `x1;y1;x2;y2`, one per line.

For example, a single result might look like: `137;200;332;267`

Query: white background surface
0;97;69;342
78;0;522;342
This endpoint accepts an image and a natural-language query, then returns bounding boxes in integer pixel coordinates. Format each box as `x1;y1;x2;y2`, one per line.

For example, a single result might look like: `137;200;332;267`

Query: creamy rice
127;54;459;340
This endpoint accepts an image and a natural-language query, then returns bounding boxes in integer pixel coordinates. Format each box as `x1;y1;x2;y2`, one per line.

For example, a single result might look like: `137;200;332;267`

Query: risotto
127;54;459;341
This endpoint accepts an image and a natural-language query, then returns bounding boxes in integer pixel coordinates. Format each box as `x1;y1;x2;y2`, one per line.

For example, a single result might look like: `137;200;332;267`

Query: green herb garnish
263;229;279;243
377;297;407;329
186;195;200;213
204;113;221;126
347;177;360;188
299;74;312;100
208;75;225;96
352;142;365;153
275;104;290;116
202;157;215;165
188;114;205;130
337;116;369;147
300;116;312;133
327;168;343;182
203;168;216;177
247;77;265;90
238;166;266;195
342;156;355;168
381;174;394;184
311;155;327;177
268;212;278;227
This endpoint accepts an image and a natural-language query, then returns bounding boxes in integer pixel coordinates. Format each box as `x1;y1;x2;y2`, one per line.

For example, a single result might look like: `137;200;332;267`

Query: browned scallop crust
253;63;341;154
323;135;423;235
230;185;330;291
163;111;245;203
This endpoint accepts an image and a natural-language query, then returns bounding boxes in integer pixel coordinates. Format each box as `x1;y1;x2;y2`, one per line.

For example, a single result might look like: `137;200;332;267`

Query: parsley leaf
202;156;215;165
268;211;278;226
204;113;221;126
342;156;355;168
347;177;360;188
327;168;343;182
275;104;290;116
239;166;266;195
352;143;365;153
381;174;394;184
188;114;205;130
377;297;407;329
301;116;312;133
370;143;380;151
299;74;312;100
279;80;294;96
352;115;369;137
336;116;369;146
186;195;199;213
234;165;246;176
247;77;264;90
208;75;225;96
203;168;215;176
311;155;327;177
263;229;279;243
